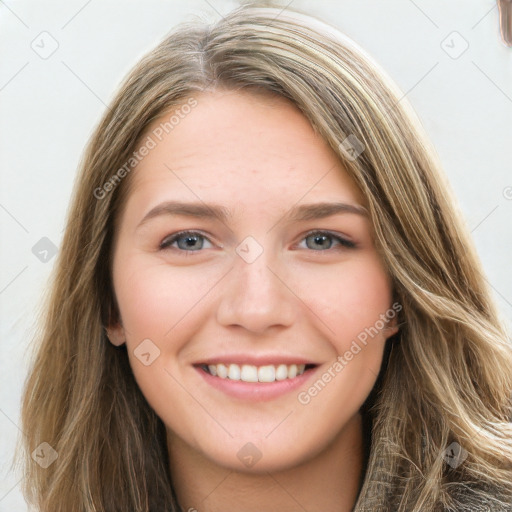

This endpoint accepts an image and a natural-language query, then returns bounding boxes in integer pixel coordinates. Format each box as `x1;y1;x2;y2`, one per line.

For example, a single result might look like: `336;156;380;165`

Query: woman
16;3;512;511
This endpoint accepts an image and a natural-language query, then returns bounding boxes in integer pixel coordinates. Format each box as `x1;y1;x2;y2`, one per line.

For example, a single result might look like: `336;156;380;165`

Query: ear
383;313;399;339
105;321;126;347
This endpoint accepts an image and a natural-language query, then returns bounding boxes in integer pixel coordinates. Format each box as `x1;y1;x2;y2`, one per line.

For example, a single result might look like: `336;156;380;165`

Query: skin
107;89;398;512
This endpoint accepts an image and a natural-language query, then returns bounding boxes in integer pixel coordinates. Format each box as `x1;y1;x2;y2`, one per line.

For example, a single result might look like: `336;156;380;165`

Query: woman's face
108;89;398;472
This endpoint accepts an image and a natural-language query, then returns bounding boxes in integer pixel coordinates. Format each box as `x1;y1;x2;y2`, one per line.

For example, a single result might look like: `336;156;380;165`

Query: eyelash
159;230;357;253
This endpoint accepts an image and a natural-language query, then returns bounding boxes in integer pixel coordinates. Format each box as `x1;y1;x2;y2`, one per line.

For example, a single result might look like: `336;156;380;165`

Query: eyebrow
136;200;369;230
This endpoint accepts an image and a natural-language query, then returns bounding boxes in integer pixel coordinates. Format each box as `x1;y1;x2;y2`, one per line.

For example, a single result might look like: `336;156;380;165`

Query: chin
188;427;329;475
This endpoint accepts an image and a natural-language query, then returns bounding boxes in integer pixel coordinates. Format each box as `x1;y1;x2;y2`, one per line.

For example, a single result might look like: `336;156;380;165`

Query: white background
1;1;511;509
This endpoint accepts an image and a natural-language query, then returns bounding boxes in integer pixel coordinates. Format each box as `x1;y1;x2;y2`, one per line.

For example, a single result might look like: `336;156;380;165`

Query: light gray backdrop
1;1;511;509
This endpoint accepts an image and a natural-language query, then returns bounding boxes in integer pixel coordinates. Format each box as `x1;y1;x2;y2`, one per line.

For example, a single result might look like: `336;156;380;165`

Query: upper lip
195;355;319;366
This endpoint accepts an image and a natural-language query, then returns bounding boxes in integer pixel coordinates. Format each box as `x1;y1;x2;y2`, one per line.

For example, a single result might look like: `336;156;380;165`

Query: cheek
114;264;170;339
111;256;213;410
306;256;393;353
294;260;393;424
113;254;220;341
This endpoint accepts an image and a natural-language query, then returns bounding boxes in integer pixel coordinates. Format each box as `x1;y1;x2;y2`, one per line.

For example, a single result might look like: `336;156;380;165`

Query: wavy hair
16;2;512;511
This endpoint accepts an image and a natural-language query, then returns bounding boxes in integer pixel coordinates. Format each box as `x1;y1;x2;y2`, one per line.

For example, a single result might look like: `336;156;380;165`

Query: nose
215;244;297;334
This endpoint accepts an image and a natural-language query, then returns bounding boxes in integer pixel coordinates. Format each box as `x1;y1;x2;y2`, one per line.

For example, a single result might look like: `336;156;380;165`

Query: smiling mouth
199;363;317;383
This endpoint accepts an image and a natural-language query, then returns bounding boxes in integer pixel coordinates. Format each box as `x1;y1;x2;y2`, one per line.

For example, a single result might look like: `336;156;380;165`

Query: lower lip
195;366;318;402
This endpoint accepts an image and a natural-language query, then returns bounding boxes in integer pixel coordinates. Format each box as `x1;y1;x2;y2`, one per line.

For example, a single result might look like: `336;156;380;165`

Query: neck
167;412;365;512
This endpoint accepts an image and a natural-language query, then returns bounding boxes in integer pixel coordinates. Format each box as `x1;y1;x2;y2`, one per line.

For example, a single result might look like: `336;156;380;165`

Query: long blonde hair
16;3;512;511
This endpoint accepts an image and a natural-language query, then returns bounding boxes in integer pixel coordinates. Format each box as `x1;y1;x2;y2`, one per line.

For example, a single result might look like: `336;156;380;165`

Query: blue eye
159;230;356;253
160;231;212;251
299;231;356;251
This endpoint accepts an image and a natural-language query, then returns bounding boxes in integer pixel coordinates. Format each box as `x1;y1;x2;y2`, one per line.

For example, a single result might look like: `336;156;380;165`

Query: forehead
126;89;365;212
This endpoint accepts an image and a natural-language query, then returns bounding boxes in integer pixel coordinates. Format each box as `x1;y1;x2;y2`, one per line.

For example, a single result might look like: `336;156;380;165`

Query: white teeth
258;365;275;383
204;362;309;382
241;364;258;382
228;364;240;380
275;364;288;381
216;363;228;379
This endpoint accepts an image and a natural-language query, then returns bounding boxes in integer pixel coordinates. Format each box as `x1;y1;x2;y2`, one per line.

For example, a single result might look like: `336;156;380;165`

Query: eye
159;231;213;252
159;229;356;254
297;230;356;251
